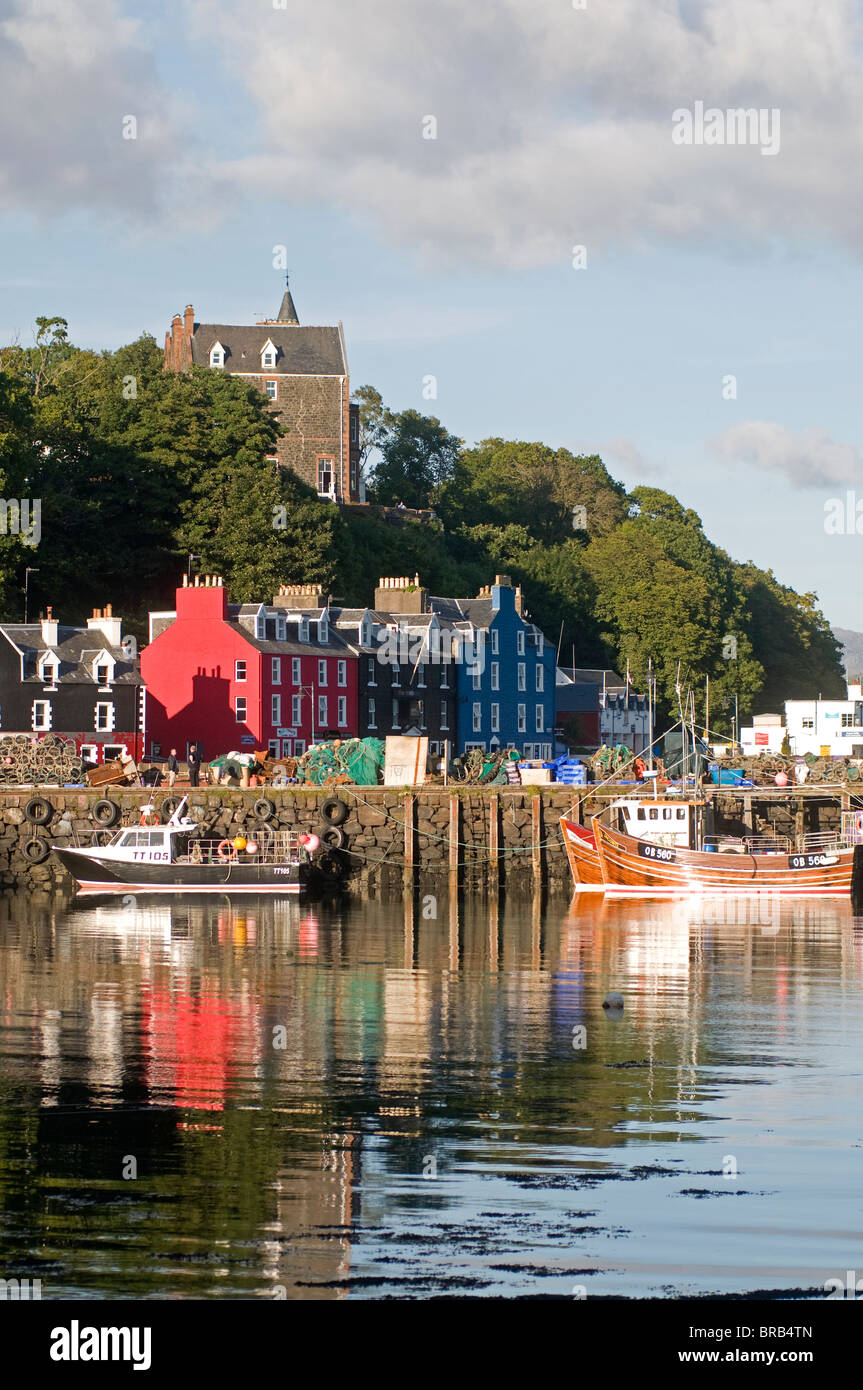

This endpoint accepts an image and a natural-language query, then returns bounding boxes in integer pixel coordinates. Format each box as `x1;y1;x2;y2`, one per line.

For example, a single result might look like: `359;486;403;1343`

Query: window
95;702;115;732
235;697;247;723
537;632;544;656
367;657;376;686
337;660;347;687
491;662;499;691
535;705;544;732
317;457;335;496
265;379;277;400
96;664;110;687
417;663;425;688
318;695;327;728
441;703;449;730
292;695;302;725
255;613;266;640
32;700;51;731
472;668;481;691
676;808;686;820
272;657;281;684
368;697;377;729
842;713;854;728
294;740;306;756
536;666;544;692
801;717;814;730
272;694;281;725
337;696;347;727
319;615;328;644
392;659;401;687
81;743;98;763
235;660;247;682
42;663;58;688
300;619;309;643
351;414;358;442
491;629;499;655
518;663;526;691
441;663;449;689
473;703;482;733
268;739;279;758
318;659;327;686
281;738;292;757
276;614;286;641
291;657;301;685
649;808;658;821
261;341;277;368
517;630;525;656
209;343;225;368
491;703;500;732
518;703;526;733
392;697;400;728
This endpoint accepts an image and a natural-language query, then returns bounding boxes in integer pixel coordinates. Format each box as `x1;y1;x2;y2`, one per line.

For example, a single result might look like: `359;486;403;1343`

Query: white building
600;690;650;754
783;684;863;756
740;712;785;755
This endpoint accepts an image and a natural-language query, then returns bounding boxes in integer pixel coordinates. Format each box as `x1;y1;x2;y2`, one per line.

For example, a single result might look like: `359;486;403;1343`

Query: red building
142;576;358;761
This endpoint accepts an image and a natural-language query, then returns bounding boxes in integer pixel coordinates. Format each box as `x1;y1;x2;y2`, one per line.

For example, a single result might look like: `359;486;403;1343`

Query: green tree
370;409;462;508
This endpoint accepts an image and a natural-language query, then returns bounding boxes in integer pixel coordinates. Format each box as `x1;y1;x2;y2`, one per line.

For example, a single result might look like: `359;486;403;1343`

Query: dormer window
38;651;59;686
300;618;309;643
255;611;266;640
319;615;328;644
276;614;286;641
210;341;226;368
260;338;277;369
91;650;116;686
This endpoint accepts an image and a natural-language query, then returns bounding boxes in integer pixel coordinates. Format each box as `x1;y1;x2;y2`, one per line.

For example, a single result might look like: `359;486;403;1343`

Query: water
1;887;862;1300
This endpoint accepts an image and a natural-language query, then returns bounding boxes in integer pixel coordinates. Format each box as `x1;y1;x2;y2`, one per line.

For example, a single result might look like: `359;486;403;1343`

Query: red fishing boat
560;817;604;889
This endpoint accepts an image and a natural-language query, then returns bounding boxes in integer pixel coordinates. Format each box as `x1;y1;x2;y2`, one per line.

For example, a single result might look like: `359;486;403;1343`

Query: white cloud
600;437;663;479
0;0;190;219
187;0;863;267
711;420;863;487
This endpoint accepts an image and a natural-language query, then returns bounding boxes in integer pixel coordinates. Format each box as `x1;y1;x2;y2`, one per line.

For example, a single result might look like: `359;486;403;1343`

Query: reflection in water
1;888;862;1298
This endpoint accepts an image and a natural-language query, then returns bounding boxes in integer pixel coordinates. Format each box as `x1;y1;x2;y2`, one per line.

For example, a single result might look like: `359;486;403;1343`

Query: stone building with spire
162;280;361;503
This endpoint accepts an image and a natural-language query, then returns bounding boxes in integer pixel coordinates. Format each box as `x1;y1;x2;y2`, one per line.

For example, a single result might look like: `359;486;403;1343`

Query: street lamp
24;568;39;623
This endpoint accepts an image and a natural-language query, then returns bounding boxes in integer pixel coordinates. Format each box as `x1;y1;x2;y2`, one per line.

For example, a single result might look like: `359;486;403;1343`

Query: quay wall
0;785;851;893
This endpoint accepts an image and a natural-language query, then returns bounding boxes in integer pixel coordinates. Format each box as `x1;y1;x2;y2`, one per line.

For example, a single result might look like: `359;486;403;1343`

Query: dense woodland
0;319;846;733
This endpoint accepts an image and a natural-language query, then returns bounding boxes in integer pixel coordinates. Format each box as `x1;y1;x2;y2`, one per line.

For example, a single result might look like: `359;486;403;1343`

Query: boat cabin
613;797;699;849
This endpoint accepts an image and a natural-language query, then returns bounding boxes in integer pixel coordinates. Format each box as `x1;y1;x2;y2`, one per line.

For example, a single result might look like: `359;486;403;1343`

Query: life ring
22;836;50;864
321;797;349;826
217;839;237;860
92;799;121;827
254;797;276;822
24;796;53;826
140;810;161;827
319;823;346;850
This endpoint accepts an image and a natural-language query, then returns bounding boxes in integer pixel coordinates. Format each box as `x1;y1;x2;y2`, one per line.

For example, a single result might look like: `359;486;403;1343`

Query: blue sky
2;0;862;630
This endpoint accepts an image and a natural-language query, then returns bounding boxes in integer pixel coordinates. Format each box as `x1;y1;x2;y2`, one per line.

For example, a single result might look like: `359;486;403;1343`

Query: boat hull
591;819;853;896
52;846;305;894
560;817;604;889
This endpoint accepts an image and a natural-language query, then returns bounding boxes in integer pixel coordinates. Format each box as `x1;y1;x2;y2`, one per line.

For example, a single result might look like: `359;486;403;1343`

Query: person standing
187;742;202;788
167;748;179;787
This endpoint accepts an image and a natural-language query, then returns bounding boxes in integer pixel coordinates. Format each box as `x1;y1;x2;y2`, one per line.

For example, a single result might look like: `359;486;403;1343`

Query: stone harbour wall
1;786;579;893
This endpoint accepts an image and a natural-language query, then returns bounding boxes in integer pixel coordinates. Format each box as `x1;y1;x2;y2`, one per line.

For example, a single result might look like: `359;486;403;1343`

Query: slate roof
0;624;141;683
225;622;353;658
190;324;346;375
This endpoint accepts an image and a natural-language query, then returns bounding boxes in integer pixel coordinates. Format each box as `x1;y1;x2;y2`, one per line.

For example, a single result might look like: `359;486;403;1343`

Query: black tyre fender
22;836;50;864
24;796;53;826
160;795;183;821
254;797;276;822
321;796;349;826
319;823;347;850
92;798;121;827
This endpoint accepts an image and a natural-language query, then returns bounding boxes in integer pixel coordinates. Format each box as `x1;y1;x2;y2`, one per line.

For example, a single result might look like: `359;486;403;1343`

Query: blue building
429;575;557;757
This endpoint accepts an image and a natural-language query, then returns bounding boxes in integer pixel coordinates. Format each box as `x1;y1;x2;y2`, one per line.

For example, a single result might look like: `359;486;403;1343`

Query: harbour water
1;888;861;1299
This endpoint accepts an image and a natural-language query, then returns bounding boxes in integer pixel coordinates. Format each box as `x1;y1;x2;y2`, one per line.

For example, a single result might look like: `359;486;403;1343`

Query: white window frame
367;656;376;687
491;662;499;691
441;702;449;731
417;663;426;688
536;666;544;692
281;738;292;757
317;695;327;728
535;704;544;732
337;695;347;727
235;659;247;682
235;697;247;723
209;342;225;368
94;701;114;733
265;379;278;400
272;657;281;684
300;618;309;643
268;738;279;758
517;630;525;656
472;669;481;691
337;660;347;687
32;700;52;731
368;697;377;729
276;614;286;641
291;657;301;684
272;694;281;725
318;659;328;686
491;628;499;654
518;663;526;691
491;703;500;732
518;703;526;733
473;702;482;733
292;694;302;725
293;739;306;756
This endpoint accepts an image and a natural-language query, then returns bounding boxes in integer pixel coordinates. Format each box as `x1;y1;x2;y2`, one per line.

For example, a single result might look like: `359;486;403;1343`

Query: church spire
275;273;299;325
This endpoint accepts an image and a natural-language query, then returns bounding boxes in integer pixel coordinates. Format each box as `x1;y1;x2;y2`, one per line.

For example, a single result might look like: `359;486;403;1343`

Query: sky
2;0;863;630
